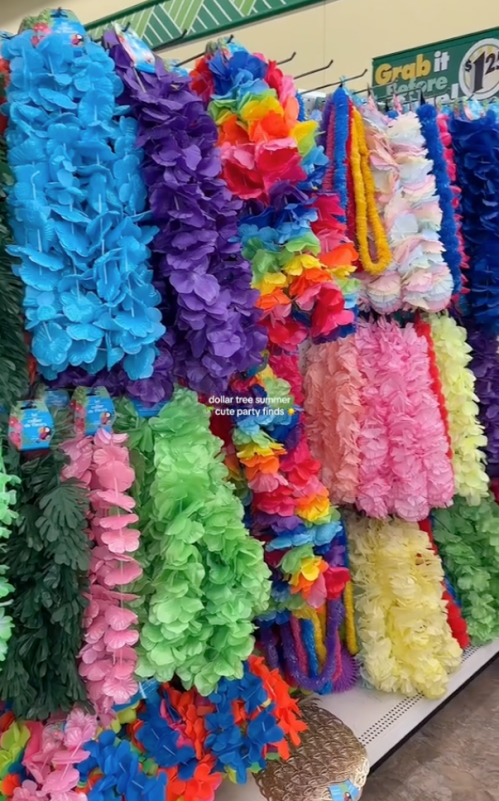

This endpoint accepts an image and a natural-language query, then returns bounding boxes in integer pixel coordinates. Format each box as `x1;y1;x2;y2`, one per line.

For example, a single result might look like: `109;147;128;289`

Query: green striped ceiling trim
86;0;326;51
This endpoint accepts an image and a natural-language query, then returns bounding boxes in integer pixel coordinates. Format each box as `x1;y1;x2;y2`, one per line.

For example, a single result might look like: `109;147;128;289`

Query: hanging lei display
3;23;165;382
190;45;356;692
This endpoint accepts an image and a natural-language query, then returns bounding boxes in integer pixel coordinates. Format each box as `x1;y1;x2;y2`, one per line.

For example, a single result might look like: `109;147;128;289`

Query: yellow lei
350;107;392;275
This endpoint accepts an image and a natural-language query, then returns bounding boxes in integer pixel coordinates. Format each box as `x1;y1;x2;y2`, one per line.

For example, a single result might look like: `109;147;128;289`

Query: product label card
72;387;116;435
131;399;167;418
328;780;362;801
114;23;156;73
9;400;54;451
36;387;70;409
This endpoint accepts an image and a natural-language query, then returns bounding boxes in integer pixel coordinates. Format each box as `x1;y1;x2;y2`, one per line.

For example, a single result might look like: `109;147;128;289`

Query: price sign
459;38;499;99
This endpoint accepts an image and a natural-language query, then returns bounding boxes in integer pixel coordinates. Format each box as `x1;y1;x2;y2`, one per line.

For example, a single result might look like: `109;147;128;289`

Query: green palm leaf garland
0;73;29;414
0;424;91;718
0;443;18;666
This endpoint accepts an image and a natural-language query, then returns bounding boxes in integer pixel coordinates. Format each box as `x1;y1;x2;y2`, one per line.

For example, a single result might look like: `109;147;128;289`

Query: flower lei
0;434;90;718
350;106;392;275
62;429;142;719
465;323;499;481
0;444;17;667
418;518;470;649
3;29;164;381
189;45;354;691
115;389;270;696
346;512;462;699
75;656;305;801
427;315;488;504
304;337;362;505
14;709;97;801
432;495;499;644
0;67;29;412
417;103;463;296
449;111;499;329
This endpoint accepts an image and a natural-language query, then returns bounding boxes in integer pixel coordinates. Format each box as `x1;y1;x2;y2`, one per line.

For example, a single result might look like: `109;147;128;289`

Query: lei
350;106;392;275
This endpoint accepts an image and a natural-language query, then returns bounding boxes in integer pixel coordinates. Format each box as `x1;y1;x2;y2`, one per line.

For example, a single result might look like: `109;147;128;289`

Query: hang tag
72;387;115;436
8;400;54;451
328;780;362;800
114;23;156;73
131;399;167;418
36;387;70;409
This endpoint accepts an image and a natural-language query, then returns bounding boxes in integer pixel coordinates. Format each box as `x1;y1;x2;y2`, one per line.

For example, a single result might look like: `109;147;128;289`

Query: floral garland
350;106;392;275
450;111;499;329
190;45;355;691
73;655;305;801
15;709;97;801
346;512;462;698
0;445;17;667
304;337;362;505
116;389;270;696
418;518;469;649
465;323;499;481
57;30;266;403
62;429;142;719
431;495;499;644
0;68;29;412
384;110;453;311
427;315;488;504
417;103;463;296
437;112;469;283
0;435;90;718
3;28;164;381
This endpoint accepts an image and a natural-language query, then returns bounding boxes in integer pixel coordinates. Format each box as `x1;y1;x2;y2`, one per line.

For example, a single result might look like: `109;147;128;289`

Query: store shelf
215;639;499;801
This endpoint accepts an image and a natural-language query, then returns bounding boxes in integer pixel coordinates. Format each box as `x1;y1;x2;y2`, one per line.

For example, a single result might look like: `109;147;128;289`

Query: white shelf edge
215;639;499;801
317;638;499;768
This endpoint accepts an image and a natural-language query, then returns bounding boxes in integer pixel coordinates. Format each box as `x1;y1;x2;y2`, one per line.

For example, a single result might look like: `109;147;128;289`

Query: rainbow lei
190;46;354;691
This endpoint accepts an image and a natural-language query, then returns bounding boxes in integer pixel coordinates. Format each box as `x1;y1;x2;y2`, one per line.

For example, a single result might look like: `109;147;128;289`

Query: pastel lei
427;315;488;504
350;106;392;275
3;29;164;381
62;430;142;719
346;512;462;699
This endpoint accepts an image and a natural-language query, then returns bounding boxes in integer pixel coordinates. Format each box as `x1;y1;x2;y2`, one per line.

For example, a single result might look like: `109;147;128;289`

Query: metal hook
301;67;368;95
153;28;188;52
294;58;333;80
277;51;297;65
176;34;234;67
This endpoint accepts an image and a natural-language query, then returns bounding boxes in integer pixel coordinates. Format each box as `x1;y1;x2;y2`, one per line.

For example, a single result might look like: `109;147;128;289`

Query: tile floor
361;658;499;801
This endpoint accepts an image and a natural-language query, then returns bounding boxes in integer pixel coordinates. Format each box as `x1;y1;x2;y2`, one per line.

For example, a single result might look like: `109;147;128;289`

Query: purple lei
280;599;344;692
104;33;266;396
466;322;499;477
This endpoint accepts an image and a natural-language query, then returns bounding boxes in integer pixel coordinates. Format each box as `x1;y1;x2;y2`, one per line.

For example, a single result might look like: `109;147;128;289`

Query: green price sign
372;26;499;103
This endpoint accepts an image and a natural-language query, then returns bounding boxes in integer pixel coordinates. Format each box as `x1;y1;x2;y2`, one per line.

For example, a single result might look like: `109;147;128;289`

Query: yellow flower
290;120;318;155
254;271;288;295
282;254;322;276
240;95;283;123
